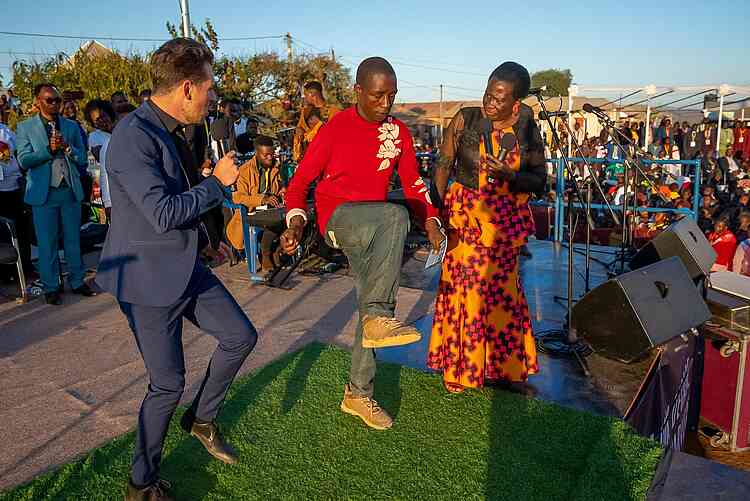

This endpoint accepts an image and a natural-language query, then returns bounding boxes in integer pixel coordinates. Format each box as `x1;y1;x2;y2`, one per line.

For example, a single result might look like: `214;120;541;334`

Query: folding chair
0;216;28;302
223;199;265;283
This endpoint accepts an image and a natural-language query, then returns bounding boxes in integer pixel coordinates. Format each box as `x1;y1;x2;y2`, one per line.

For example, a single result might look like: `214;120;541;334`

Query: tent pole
567;93;573;158
645;95;652;150
717;93;725;157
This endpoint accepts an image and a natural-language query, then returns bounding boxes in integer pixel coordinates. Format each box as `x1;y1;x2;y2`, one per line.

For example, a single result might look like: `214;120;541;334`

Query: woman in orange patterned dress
428;62;547;393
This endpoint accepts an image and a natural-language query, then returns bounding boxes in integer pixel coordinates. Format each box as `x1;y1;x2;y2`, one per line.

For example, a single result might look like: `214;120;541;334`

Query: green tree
8;20;353;129
531;68;573;97
12;51;152;112
166;18;220;51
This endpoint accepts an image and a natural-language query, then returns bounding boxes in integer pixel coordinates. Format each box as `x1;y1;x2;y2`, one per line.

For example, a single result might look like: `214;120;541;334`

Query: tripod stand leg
573;349;591;377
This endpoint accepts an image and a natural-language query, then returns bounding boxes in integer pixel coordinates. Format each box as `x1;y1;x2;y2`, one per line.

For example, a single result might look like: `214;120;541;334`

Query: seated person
709;218;738;272
227;135;285;270
736;210;750;243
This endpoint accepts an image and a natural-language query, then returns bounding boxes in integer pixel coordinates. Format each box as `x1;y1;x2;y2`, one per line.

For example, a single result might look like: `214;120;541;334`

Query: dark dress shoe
184;417;238;465
45;291;63;305
72;283;97;297
125;479;173;501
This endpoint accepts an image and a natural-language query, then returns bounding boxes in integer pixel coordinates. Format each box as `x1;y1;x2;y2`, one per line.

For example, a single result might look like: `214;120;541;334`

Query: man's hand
262;194;282;208
485;156;516;181
200;159;213;178
216;241;233;264
213;151;239;187
425;219;446;252
203;241;233;266
280;215;305;254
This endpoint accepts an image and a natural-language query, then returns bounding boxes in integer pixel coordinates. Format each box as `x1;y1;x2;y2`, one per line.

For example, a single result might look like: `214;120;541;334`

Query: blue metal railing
550;157;702;242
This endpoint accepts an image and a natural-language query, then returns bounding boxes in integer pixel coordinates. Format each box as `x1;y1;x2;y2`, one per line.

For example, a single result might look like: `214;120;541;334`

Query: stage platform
385;239;644;417
2;238;749;498
388;239;750;500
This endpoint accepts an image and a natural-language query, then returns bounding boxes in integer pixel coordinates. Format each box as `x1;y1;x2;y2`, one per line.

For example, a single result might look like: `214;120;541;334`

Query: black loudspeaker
572;256;711;363
629;216;716;279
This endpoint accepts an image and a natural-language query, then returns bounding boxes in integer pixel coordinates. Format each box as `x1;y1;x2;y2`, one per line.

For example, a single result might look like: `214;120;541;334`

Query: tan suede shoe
340;384;393;430
361;315;421;348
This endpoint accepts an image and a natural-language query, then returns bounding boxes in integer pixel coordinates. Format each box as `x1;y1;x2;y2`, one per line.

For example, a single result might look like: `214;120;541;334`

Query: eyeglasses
44;97;62;105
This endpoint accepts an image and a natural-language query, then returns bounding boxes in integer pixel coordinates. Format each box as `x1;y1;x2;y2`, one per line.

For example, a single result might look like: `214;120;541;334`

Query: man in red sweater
281;57;445;430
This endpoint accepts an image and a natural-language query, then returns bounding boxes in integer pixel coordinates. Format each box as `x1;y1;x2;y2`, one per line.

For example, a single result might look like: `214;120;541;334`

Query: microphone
210;117;233;158
538;111;568;120
498;132;517;162
528;85;547;95
210;117;238;192
479;117;494;157
582;103;607;116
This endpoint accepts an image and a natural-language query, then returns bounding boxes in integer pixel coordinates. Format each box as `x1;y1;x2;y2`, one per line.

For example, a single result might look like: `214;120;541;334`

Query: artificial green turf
1;343;662;500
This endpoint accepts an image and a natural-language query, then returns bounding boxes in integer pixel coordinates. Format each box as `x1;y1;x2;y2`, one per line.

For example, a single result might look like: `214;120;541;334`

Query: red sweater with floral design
285;106;438;235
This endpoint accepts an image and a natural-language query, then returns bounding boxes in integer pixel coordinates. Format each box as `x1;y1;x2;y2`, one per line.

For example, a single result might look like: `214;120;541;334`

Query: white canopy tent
567;84;750;156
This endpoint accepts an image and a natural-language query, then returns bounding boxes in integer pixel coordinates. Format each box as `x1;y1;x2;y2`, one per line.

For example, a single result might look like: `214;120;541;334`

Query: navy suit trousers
119;261;257;486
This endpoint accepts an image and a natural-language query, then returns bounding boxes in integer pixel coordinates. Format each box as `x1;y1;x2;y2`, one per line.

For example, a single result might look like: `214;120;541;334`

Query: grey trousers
324;202;409;397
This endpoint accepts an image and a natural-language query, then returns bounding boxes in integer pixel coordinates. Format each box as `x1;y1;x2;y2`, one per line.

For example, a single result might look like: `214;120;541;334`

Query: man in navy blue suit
96;38;257;501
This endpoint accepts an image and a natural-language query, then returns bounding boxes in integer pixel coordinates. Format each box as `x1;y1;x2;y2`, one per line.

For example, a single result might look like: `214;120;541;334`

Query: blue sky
2;0;749;103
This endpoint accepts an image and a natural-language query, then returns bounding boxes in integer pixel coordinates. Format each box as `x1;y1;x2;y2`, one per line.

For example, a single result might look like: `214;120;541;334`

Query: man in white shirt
83;99;116;219
0;123;34;278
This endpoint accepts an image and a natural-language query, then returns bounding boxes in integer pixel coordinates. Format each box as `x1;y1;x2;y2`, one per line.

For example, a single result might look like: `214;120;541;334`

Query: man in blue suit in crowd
96;38;257;501
16;83;97;305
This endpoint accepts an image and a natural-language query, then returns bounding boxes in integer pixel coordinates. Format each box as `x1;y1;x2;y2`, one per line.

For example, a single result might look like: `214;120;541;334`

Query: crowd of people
544;113;750;275
2;76;750;304
0;72;351;303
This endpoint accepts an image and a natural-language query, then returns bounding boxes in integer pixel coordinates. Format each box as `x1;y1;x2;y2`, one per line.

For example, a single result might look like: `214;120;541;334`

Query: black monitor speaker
629;216;716;280
572;256;711;363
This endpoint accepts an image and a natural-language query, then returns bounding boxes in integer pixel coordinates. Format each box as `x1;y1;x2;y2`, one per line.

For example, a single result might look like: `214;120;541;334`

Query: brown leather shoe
187;419;238;465
124;479;173;501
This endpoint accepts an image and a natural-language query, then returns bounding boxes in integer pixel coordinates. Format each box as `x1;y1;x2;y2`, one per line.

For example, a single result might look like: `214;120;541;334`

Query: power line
0;30;284;42
2;51;61;57
293;36;487;77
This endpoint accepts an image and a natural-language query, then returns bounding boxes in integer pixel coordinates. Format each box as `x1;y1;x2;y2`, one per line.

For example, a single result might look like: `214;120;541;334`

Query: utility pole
439;84;444;143
179;0;191;38
285;33;293;96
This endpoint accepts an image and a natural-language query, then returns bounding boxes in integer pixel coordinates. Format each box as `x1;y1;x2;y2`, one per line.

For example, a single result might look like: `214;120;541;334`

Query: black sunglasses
44;97;62;105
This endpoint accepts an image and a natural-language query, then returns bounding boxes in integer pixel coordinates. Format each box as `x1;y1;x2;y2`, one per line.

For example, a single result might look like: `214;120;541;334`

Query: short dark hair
33;82;57;97
254;135;274;149
111;91;127;101
150;38;214;95
356;57;396;86
488;62;531;101
83;99;115;127
307;108;322;121
304;81;323;94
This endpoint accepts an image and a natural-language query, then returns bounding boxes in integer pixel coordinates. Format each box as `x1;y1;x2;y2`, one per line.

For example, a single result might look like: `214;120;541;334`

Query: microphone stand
590;110;666;274
534;94;605;375
546;108;621;294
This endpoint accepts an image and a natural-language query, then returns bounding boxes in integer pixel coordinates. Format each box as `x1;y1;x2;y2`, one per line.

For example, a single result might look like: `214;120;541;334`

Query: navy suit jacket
96;103;226;307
